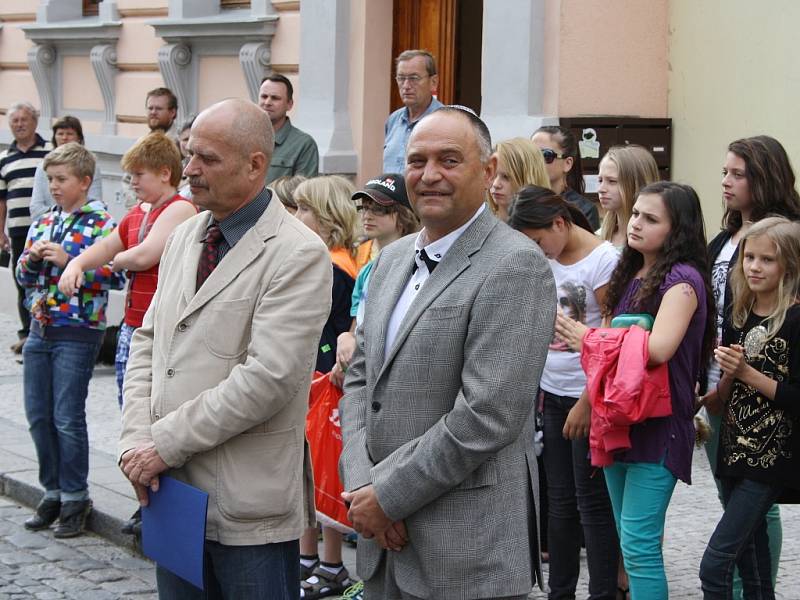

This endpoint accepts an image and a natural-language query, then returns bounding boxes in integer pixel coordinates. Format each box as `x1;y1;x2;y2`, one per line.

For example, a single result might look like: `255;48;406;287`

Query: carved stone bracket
157;43;194;127
239;42;272;102
90;44;118;135
27;44;57;125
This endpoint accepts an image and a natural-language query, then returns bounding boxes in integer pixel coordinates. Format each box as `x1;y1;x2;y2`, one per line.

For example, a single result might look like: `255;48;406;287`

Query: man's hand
121;442;168;505
342;485;407;551
59;260;84;296
120;449;156;506
329;362;345;389
0;231;9;252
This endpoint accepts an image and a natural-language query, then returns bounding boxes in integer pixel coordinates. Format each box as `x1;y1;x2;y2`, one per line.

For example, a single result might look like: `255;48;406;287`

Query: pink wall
116;0;168;12
271;9;301;67
349;0;393;184
557;0;668;117
1;0;36;15
197;56;250;109
62;56;104;112
0;12;36;128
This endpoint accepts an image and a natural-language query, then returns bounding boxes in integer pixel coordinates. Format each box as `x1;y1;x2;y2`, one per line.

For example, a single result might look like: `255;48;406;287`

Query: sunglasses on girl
541;148;567;164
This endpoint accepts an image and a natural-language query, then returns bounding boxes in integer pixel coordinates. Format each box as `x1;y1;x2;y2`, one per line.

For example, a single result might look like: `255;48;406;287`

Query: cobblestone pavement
529;454;800;599
0;495;156;599
0;309;798;599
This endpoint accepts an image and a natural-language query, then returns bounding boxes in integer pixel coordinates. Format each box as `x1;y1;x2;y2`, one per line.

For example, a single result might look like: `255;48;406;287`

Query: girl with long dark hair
557;182;715;599
700;135;800;598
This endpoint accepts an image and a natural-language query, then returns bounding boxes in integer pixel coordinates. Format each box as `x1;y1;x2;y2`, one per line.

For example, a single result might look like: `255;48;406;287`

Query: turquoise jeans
704;411;782;599
604;460;677;600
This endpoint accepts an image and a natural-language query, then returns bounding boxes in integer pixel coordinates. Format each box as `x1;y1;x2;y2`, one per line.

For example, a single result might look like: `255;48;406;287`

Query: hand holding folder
141;476;209;590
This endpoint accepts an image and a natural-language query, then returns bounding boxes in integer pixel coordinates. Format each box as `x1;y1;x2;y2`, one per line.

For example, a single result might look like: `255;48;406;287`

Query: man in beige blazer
118;98;331;599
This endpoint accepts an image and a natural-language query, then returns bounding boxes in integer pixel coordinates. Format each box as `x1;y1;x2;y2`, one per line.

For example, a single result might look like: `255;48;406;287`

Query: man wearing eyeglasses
382;50;443;174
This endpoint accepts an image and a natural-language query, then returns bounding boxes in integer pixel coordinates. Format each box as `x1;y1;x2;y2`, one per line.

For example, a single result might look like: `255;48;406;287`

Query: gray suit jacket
339;209;556;599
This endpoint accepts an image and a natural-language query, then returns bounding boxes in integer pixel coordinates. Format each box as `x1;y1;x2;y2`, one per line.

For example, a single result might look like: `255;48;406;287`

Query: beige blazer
119;197;332;546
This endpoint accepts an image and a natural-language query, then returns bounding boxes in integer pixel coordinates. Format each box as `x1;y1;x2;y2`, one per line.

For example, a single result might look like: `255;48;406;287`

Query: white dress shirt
384;204;485;360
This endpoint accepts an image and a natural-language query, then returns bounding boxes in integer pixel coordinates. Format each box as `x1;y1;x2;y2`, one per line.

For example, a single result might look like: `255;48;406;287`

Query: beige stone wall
544;0;669;118
0;7;37;128
0;1;303;137
668;0;800;232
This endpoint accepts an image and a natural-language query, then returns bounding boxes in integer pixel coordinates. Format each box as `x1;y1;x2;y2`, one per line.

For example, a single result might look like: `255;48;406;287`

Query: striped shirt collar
9;133;47;154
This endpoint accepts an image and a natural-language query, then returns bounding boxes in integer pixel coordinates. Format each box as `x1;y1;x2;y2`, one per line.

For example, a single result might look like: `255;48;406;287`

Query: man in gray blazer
340;106;556;599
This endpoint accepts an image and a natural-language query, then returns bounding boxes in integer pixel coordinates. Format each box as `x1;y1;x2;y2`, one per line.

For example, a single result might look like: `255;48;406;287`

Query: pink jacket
580;326;671;467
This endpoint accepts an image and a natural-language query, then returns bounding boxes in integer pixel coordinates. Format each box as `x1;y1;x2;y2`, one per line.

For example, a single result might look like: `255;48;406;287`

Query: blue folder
141;475;209;590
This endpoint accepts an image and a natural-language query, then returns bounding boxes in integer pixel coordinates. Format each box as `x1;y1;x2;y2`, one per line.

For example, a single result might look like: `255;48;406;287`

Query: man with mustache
340;106;555;599
118;98;331;599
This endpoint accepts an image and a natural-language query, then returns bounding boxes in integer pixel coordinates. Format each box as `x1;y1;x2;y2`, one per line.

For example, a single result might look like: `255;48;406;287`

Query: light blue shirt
382;97;443;174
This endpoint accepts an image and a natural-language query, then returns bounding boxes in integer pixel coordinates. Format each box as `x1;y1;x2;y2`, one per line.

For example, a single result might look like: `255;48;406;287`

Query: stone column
90;44;119;135
480;0;557;142
27;44;57;125
295;0;357;175
157;43;194;127
239;42;271;103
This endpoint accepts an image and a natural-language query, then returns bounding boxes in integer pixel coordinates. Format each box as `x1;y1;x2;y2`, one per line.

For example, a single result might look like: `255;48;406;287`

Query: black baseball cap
351;173;411;210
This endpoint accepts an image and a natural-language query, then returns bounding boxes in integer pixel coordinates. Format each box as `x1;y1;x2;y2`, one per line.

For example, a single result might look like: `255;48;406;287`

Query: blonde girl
489;137;549;221
293;175;359;598
597;145;659;247
701;217;800;599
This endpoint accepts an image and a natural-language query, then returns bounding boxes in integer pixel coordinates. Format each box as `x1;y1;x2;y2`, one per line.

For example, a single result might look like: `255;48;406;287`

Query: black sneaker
121;507;142;535
24;498;61;531
53;499;93;538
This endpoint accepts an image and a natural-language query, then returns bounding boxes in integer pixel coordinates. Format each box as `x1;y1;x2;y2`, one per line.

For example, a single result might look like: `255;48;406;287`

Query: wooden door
391;0;457;111
391;0;483;113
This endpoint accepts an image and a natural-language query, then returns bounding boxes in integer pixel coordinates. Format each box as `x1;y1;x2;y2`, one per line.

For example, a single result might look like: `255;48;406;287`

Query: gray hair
395;50;437;76
8;101;39;122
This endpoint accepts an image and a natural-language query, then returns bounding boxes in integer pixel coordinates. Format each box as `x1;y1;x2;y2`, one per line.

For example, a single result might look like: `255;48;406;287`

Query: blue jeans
604;460;677;600
156;539;299;599
704;411;782;599
23;332;100;499
542;391;619;599
699;478;781;600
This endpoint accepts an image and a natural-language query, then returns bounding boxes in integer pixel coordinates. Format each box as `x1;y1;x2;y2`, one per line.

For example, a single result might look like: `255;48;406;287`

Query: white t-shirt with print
540;241;619;398
706;238;738;389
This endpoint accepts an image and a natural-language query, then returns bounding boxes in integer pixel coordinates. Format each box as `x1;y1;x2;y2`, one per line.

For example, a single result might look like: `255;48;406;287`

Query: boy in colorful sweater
16;142;125;538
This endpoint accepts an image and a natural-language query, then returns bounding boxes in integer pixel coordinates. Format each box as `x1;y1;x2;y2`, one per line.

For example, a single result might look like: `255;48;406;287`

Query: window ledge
21;19;121;44
149;14;278;43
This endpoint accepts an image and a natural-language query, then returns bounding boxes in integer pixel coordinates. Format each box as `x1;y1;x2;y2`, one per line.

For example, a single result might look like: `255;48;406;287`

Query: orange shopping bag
306;372;353;533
